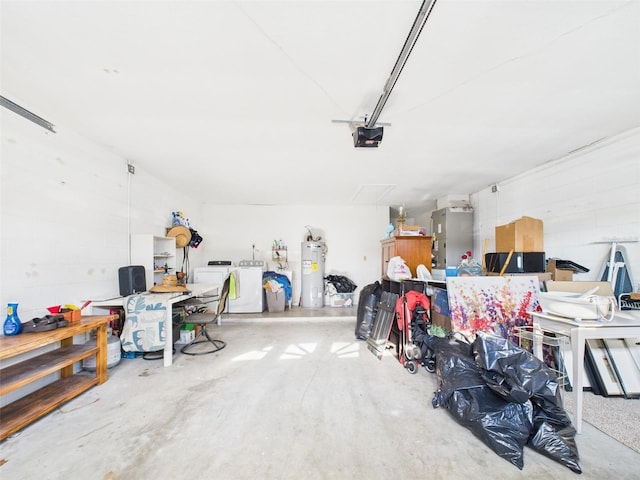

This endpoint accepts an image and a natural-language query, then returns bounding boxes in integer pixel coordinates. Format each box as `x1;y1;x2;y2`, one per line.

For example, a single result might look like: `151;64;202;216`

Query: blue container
445;267;458;277
4;303;22;336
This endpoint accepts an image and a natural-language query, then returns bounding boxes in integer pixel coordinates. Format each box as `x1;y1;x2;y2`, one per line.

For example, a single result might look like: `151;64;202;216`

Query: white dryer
228;260;265;313
194;264;233;285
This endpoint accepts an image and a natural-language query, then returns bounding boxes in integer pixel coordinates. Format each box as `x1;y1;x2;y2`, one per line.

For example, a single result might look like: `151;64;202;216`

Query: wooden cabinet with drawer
381;236;432;278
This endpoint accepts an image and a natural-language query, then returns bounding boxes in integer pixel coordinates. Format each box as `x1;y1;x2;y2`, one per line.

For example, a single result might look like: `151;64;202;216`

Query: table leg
532;321;544;359
163;308;172;367
571;327;586;434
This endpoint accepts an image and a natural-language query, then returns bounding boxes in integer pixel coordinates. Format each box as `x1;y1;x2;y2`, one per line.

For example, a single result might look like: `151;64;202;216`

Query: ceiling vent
353;126;384;148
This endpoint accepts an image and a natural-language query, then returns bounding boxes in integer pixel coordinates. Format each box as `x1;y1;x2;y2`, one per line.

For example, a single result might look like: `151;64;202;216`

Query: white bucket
83;335;122;371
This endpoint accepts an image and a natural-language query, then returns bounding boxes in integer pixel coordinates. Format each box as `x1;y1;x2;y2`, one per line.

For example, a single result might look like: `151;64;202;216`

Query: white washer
228;260;265;313
194;263;234;312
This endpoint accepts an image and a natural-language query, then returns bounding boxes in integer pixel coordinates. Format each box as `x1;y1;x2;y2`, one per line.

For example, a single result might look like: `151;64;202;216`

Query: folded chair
181;276;230;355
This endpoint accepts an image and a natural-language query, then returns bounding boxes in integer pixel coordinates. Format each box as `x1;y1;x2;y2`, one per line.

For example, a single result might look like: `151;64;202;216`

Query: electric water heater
300;241;325;308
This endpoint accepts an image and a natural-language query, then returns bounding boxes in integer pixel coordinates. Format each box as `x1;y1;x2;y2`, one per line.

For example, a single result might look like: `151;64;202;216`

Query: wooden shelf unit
0;315;115;441
131;234;177;288
381;235;433;278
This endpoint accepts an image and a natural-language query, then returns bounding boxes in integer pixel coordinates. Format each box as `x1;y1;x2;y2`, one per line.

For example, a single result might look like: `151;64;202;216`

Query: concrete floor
1;308;639;479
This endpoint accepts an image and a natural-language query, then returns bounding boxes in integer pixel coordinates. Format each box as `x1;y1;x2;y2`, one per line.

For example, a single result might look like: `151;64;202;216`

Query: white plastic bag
417;264;432;281
387;256;412;281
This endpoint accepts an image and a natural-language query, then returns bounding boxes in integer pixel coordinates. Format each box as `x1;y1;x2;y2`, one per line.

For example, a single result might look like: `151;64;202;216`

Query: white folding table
91;283;220;367
529;310;640;433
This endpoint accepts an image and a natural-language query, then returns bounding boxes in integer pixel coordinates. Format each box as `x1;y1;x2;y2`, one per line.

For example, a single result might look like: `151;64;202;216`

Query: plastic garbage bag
386;256;412;281
473;331;558;404
325;274;357;293
528;399;581;474
472;332;581;474
428;335;532;470
355;281;382;340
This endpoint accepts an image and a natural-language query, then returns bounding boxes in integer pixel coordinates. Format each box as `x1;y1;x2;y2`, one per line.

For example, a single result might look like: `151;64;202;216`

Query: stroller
395;290;436;374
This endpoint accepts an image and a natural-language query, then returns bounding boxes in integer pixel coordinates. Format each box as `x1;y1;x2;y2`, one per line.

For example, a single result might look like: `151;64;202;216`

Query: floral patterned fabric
120;294;168;352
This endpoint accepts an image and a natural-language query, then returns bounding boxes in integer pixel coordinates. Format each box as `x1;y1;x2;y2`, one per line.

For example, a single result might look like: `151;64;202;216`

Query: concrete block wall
1;112;202;321
200;204;388;305
471;127;640;285
3;109;639;323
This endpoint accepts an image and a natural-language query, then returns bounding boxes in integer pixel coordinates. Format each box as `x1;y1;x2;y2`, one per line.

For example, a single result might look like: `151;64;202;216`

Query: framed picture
446;276;540;341
603;338;640;398
586;339;623;396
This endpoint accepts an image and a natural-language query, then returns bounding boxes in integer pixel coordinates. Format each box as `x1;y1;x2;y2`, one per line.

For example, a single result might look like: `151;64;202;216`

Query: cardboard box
485;272;552;283
495;216;544;252
62;309;81;323
546;259;574;281
436;194;471;210
431;311;452;332
178;329;195;344
396;225;422;236
545;280;614;296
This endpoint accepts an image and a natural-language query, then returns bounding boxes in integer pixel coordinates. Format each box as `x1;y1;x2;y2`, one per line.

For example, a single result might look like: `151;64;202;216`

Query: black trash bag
325;274;357;293
472;333;581;474
473;332;560;404
355;281;382;340
529;398;582;474
448;388;533;471
428;335;532;470
428;336;483;407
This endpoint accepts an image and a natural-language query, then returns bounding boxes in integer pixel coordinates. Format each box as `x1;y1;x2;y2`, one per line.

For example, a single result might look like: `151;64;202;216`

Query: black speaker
119;266;146;296
353;126;383;147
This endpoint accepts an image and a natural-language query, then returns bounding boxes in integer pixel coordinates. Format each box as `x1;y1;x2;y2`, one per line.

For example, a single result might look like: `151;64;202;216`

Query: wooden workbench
0;314;116;441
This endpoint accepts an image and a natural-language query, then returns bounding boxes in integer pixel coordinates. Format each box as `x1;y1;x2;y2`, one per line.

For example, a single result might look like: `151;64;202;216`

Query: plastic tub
537;291;615;320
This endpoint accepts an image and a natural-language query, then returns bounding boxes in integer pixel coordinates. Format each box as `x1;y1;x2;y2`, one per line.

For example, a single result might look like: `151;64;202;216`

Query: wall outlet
491;184;499;193
127;163;135;174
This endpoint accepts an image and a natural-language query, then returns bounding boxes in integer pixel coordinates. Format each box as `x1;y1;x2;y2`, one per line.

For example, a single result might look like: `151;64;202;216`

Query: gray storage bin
266;290;285;312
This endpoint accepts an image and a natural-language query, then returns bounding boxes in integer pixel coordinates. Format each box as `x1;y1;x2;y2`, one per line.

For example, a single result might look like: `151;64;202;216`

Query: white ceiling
2;1;639;210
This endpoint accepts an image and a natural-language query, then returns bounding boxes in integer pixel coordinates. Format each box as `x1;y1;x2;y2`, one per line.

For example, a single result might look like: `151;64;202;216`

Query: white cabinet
131;235;177;288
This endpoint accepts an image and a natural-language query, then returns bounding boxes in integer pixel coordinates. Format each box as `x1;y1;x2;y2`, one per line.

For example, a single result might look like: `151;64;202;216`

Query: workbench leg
60;336;74;378
95;324;108;384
